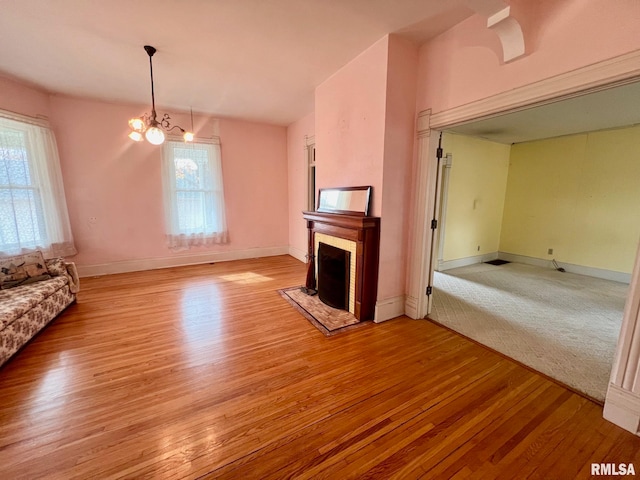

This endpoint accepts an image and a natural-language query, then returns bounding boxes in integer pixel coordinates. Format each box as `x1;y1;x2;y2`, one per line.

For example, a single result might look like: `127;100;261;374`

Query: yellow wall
500;125;640;273
441;133;511;261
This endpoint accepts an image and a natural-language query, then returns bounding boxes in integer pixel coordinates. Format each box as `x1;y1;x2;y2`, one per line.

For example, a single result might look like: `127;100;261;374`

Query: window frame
161;136;228;249
0;111;76;257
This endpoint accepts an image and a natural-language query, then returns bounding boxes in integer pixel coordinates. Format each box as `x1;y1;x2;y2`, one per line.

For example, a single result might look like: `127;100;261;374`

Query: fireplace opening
317;242;350;310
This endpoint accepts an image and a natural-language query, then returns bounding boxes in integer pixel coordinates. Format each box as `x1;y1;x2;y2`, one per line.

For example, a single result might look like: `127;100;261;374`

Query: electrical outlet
548;248;553;255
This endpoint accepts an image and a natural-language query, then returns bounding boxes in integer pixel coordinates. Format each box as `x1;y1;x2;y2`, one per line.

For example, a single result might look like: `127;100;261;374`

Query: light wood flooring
1;255;639;479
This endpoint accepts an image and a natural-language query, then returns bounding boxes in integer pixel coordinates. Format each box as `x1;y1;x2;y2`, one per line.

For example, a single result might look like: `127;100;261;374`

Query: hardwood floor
1;255;639;479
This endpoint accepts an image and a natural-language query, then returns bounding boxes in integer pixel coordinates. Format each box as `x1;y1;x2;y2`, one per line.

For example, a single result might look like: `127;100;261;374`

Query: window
0;113;76;257
162;139;228;250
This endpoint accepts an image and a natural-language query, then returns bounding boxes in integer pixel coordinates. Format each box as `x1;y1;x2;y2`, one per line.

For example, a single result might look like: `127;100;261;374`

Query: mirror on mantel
316;186;372;216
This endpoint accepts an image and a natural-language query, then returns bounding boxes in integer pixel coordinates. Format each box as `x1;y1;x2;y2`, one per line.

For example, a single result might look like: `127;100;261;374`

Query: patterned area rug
430;262;627;402
279;286;364;336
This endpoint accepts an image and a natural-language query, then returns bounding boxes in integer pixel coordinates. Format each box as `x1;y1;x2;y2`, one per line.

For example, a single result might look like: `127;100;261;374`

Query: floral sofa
0;252;79;367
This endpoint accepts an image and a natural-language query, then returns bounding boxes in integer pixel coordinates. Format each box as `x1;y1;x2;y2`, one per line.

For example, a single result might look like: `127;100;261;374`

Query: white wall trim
0;107;50;128
288;246;307;263
77;246;290;277
429;49;640;130
438;252;499;271
498;252;631;284
486;5;525;63
604;384;640;434
436;250;630;282
374;295;406;323
405;109;436;320
405;295;419;319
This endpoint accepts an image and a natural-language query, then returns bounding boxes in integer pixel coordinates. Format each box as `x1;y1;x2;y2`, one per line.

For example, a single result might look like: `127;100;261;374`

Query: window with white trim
161;139;228;250
0;114;76;257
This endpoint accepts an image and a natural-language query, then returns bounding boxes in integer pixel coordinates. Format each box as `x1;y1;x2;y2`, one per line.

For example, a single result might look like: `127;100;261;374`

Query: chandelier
128;45;194;145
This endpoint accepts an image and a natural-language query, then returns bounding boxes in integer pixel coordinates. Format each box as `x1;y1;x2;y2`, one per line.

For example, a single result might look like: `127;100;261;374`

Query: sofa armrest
45;258;80;294
65;261;80;294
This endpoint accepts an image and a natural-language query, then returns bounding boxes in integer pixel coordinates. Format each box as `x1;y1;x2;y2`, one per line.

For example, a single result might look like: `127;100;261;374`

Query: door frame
406;49;640;321
436;153;453;271
404;49;640;434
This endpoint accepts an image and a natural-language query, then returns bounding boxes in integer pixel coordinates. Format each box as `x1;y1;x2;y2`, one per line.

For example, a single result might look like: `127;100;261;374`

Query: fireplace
317;242;351;310
302;211;380;321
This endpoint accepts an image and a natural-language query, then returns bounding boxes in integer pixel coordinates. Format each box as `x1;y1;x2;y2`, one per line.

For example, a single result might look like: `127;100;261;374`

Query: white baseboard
77;246;290;277
604;384;640;435
404;295;419;320
498;252;631;284
288;246;307;263
374;295;405;323
438;252;499;271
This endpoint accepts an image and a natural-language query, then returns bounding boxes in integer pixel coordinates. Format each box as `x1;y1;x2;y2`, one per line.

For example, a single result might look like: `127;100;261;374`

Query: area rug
429;262;627;402
279;286;366;336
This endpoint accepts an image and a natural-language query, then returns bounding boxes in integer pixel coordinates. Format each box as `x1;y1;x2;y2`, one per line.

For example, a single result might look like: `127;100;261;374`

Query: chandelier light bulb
128;131;144;142
145;126;165;145
183;131;194;142
128;118;145;131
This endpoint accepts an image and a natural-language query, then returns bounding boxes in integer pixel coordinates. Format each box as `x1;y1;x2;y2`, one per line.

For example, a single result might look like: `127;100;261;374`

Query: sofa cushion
0;251;50;289
0;276;68;331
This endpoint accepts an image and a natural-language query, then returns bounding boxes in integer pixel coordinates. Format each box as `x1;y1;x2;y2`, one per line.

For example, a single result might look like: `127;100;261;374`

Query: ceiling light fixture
128;45;193;145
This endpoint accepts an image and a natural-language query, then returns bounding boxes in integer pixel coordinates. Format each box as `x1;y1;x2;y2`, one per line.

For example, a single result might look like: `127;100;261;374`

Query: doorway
429;128;639;401
418;90;640;402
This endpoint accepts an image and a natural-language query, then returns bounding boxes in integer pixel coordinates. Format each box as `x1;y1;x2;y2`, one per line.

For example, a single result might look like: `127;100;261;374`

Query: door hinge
426;285;433;295
431;219;437;230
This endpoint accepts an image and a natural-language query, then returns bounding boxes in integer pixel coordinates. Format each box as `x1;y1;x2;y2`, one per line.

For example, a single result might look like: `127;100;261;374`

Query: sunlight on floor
219;272;273;284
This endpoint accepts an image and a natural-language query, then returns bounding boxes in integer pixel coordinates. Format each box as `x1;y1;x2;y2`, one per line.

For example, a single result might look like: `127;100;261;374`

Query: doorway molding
430;49;640;130
406;48;640;435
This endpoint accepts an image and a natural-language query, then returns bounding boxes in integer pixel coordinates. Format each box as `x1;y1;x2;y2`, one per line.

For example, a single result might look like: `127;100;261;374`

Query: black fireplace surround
317;242;350;310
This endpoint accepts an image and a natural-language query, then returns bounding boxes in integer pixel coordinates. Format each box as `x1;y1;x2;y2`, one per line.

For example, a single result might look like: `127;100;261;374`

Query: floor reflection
180;283;225;366
28;352;73;420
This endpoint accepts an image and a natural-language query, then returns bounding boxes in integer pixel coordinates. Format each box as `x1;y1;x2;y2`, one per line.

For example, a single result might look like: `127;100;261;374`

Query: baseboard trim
438;252;499;271
604;384;640;435
288;246;307;263
405;295;419;320
77;246;290;277
374;295;405;323
498;252;631;284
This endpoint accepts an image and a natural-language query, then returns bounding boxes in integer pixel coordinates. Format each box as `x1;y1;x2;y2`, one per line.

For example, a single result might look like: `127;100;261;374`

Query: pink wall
379;36;418;300
0;76;289;268
0;75;51;118
218;117;289;251
49;96;288;267
287;112;314;261
314;35;418;303
315;36;388;216
417;0;640;114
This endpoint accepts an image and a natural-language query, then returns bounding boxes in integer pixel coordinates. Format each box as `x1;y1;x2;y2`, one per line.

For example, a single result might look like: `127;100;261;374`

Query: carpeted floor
429;262;628;402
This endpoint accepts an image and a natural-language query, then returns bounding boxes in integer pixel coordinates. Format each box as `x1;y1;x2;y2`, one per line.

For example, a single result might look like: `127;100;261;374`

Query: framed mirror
317;186;372;216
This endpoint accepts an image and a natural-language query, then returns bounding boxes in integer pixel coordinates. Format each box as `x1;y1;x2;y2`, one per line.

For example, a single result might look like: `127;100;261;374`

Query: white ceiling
0;0;473;126
446;80;640;144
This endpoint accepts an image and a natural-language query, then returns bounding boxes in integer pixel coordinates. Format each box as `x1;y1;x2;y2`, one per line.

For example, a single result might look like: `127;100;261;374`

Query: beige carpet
429;262;627;402
279;287;364;336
